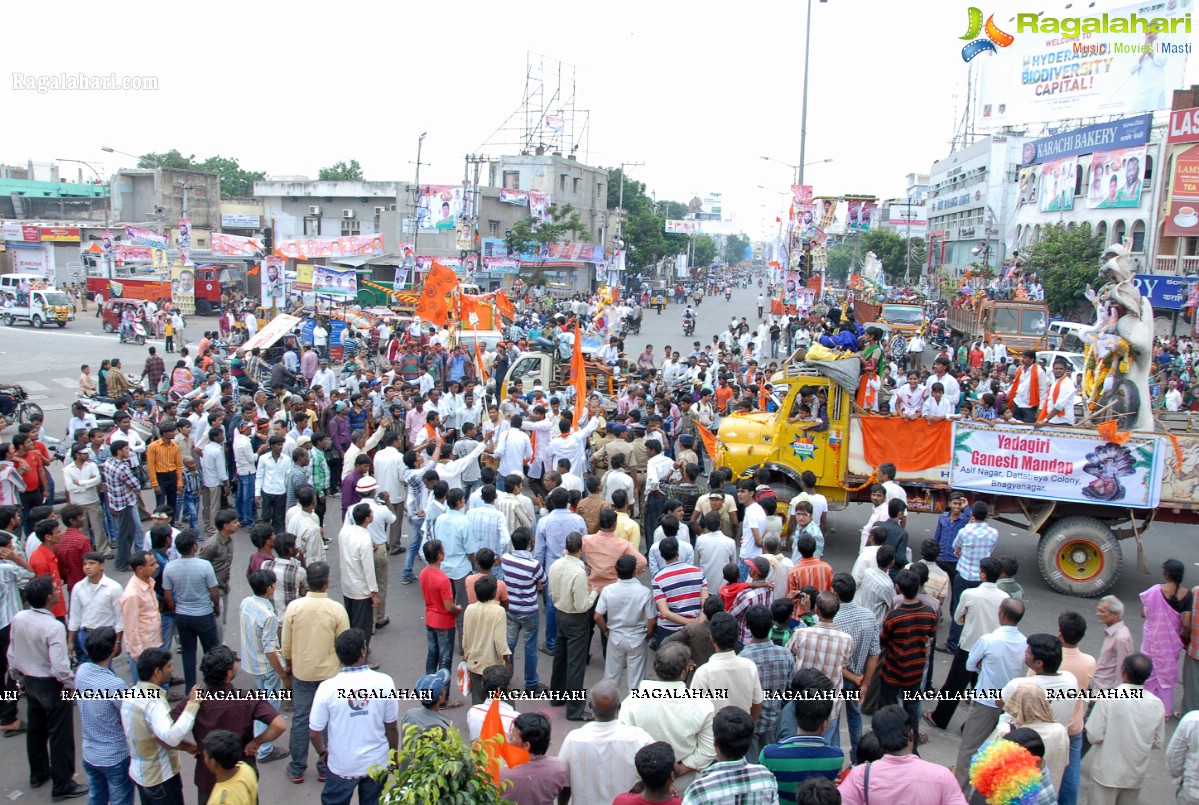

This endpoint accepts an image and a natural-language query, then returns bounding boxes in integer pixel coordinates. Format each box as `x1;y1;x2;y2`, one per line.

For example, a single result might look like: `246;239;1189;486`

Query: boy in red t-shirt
419;538;462;706
29;520;67;618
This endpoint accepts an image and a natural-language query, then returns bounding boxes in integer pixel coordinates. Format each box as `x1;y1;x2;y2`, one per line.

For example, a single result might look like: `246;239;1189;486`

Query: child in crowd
769;599;795;648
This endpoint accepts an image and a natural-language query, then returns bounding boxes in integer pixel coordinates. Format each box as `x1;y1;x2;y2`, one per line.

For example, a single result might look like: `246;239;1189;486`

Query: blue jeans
402;516;426;581
321;771;382;805
462;480;479;499
739;559;752;582
426;626;454;675
236;473;256;525
101;492;118;551
843;685;863;762
289;678;327;780
252;670;281;759
159;613;176;651
175;612;219;691
179;493;199;531
542;586;557;652
1058;732;1082;805
507;613;540;689
84;756;134;805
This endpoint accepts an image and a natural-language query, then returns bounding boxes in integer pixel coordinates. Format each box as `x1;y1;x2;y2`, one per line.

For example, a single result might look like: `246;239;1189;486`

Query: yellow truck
714;359;1199;598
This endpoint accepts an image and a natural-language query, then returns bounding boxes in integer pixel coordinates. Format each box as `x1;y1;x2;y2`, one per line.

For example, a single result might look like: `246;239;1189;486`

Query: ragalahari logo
960;7;1015;62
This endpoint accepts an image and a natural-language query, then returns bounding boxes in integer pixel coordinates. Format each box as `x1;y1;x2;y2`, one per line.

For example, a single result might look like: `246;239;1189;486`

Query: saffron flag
477;697;528;784
697;425;718;460
458;293;483;329
415;261;459;326
571;323;587;427
494;289;516;321
858;417;953;471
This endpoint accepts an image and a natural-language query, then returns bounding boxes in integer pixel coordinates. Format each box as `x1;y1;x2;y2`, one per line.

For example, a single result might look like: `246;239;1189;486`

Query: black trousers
155;471;178;517
929;648;978;728
261;492;287;535
23;676;75;795
879;680;922;739
345;596;375;647
136;772;184;805
0;624;17;726
551;610;592;720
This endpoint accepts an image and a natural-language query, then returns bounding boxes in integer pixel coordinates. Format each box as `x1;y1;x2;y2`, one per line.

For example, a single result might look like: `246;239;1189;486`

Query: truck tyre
196;299;212;316
1037;516;1121;597
2;315;12;327
32;315;44;329
103;321;115;333
56;321;66;328
768;481;802;517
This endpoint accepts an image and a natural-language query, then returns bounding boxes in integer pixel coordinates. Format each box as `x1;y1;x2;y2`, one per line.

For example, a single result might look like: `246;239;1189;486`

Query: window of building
1095;220;1107;244
503;171;520;189
488;220;500;237
1145;156;1154;182
1074;162;1083;197
304;216;321;236
560;174;568;192
573;177;581;194
341;219;361;237
1113;219;1126;247
597;182;604;200
1131;220;1146;252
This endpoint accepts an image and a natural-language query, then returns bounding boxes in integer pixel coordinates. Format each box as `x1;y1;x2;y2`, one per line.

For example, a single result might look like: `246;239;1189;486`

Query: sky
4;0;1196;244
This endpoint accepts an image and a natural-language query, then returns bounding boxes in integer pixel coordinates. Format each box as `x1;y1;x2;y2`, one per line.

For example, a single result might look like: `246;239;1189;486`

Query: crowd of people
0;276;1194;805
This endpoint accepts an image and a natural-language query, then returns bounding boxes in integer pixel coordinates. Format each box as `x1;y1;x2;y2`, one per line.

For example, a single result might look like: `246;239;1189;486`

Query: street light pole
410;133;427;273
798;0;814;188
616;161;645;240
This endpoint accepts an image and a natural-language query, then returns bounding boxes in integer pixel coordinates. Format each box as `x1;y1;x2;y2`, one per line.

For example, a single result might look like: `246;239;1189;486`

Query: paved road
0;289;1192;803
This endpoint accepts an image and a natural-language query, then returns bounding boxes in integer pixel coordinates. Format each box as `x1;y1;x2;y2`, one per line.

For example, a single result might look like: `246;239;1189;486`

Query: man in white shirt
519;407;554;490
286;486;325;564
493;415;533;478
66;402;98;440
1164;379;1183;414
1008;349;1049;423
308;628;399;803
693;510;737;592
1037;356;1078;426
736;481;766;581
557;680;654;805
930;356;961;409
906;333;926;372
339;499;380;652
545;405;601;481
64;447;107;554
243;311;258;338
311;323;329;359
66;552;124;664
372;431;406;551
311;361;338;395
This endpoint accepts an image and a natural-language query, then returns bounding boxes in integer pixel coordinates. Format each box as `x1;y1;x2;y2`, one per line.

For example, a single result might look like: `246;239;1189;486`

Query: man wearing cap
401;669;453;742
255;435;293;536
232;420;257;527
1036;356;1078;428
339;502;380;654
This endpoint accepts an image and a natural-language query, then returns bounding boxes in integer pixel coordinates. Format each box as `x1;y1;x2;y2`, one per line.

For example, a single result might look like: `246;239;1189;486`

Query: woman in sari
1140;558;1191;716
169;360;194;400
983;682;1069;792
97;359;111;398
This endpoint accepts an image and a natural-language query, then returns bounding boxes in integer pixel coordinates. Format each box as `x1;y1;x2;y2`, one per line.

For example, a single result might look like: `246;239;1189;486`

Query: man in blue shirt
933;491;969;621
75;626;133;805
534;489;586;654
436;488;475;650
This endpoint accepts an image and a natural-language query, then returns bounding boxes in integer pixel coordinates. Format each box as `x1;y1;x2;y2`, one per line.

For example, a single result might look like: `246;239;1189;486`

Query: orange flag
477;697;528;784
571;323;587;427
458;293;482;327
697;424;718;460
415;261;459;326
494;289;516;321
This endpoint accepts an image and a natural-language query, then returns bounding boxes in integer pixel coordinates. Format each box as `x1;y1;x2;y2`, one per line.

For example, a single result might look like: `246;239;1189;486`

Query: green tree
825;242;853;282
1020;222;1104;317
691;234;717;268
725;233;751;265
605;168;689;272
318;159;364;181
510;204;590;286
138;150;265;198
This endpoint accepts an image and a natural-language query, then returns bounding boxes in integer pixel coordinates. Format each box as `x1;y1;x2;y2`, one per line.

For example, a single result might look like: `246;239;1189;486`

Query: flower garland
969;740;1045;805
1081;337;1131;408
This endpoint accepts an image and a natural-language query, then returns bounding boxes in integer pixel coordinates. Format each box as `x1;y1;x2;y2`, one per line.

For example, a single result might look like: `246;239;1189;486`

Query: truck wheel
1037;516;1122;597
768;481;802;517
2;315;12;327
32;316;44;329
195;299;212;316
56;321;66;328
103;321;115;333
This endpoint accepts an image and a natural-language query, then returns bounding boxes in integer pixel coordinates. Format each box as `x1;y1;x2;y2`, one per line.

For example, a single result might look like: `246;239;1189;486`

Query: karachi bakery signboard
948;423;1164;508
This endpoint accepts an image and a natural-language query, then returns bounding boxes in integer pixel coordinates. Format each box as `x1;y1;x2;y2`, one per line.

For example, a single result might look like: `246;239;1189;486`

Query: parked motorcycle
0;385;42;428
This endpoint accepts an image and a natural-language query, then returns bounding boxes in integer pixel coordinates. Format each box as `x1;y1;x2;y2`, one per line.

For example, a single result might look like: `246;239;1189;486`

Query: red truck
87;265;239;315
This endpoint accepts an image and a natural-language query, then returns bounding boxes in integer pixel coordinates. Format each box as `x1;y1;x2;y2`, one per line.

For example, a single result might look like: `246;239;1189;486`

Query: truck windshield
883;306;923;325
1021;308;1047;336
40;293;70;306
990;307;1019;334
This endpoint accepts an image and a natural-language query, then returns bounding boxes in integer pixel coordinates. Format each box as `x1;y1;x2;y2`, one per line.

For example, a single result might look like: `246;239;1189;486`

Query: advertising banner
846;200;878;231
262;256;285;303
1168;107;1199;145
528;191;551;223
814;197;838;229
212;232;264;256
483;258;520;275
312;265;357;298
1132;274;1199;310
177;219;192;266
1086;145;1146;208
1164;143;1199;238
39;227;80;242
171;266;195;315
114;245;153;263
977;1;1190;130
790;185;813;218
274;235;384;260
1021;114;1152;166
2;224;39;243
239;314;301;353
294;264;314;292
124;225;169;251
949;423;1164;508
665;220;702;234
415;185;466;231
482;237;507;258
545;242;605;262
220;213;261;228
1017;167;1039;208
1036;158;1078;212
498;189;529;206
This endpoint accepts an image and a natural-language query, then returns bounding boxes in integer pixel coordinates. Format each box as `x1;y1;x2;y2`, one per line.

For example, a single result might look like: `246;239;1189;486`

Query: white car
1037;350;1085;375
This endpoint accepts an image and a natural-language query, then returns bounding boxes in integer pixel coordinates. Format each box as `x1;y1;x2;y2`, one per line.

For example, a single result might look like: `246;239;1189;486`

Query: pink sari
1140;584;1184;711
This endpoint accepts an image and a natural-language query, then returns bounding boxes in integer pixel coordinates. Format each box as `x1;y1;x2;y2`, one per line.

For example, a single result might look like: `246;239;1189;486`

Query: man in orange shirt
787;533;834;622
583;509;647;593
714;377;735;416
29;520;67;619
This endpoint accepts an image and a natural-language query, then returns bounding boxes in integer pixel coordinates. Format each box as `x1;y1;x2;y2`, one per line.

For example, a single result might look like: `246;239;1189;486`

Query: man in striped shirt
786;592;853;743
760;668;844;803
500;527;545;692
878;569;938;736
650;536;707;650
465;485;510;579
